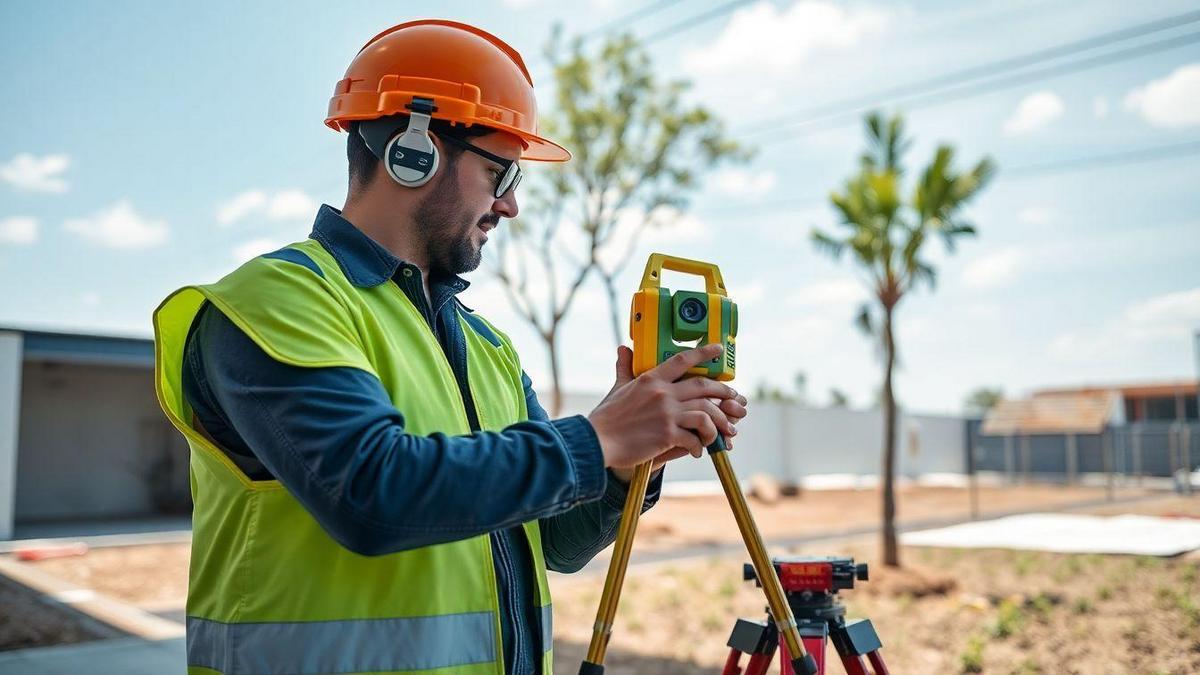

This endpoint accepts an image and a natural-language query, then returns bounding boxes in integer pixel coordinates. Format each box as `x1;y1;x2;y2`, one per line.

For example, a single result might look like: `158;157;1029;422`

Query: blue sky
1;0;1198;414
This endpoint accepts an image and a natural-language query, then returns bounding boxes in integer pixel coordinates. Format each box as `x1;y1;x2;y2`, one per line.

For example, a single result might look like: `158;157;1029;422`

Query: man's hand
589;344;749;482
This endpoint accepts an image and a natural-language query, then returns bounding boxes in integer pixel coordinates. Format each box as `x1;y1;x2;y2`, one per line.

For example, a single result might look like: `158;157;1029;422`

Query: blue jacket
182;205;662;675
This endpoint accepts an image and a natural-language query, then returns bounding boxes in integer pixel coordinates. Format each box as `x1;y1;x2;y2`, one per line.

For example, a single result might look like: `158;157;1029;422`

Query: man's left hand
607;380;749;485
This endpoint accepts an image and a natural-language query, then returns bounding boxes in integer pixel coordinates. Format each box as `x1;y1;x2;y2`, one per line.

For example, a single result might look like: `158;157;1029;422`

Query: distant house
0;327;189;540
977;381;1199;481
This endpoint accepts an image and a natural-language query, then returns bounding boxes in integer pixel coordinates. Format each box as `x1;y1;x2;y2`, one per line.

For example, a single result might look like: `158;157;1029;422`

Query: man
153;19;747;675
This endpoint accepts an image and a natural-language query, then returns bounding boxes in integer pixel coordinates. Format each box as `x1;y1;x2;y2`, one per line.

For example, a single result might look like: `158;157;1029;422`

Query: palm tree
812;112;995;566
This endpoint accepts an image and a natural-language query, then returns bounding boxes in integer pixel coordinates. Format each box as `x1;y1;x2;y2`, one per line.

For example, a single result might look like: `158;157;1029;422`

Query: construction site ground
3;484;1197;674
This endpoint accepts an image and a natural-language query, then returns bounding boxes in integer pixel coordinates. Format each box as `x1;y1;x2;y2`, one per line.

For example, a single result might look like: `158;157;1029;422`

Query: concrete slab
901;512;1200;556
0;636;185;674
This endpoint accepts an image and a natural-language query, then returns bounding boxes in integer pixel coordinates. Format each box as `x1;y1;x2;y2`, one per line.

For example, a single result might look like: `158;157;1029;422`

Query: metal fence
973;422;1198;482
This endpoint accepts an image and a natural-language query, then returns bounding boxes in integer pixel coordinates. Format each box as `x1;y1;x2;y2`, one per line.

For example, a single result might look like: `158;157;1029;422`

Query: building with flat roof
0;327;190;540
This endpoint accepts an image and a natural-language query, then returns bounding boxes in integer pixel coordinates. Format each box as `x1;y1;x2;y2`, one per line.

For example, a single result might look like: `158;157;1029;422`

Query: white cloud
217;190;267;226
1052;287;1200;360
267;190;319;221
595;206;714;271
1002;92;1064;135
1124;287;1200;341
0;216;39;245
789;278;868;307
80;292;101;307
711;169;778;199
1092;95;1109;119
217;188;318;226
64;201;168;249
1017;206;1054;225
962;247;1024;290
729;279;767;305
1124;63;1200;128
0;153;70;192
682;1;891;76
232;238;284;263
641;210;713;245
760;206;836;246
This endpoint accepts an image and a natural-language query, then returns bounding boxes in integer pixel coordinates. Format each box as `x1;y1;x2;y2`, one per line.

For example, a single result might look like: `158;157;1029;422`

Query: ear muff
357;98;440;188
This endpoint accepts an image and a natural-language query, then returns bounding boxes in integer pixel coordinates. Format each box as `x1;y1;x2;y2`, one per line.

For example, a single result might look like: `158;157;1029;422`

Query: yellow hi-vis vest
153;238;553;674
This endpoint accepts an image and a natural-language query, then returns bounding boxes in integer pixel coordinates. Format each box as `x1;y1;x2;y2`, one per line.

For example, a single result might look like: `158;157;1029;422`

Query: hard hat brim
499;125;571;163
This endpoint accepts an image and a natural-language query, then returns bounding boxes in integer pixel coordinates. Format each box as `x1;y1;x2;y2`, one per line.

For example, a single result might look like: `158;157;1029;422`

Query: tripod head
744;556;869;594
744;556;870;618
729;557;887;675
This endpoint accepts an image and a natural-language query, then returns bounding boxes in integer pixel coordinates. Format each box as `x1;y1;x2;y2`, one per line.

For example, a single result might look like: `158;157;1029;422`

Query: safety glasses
439;134;523;199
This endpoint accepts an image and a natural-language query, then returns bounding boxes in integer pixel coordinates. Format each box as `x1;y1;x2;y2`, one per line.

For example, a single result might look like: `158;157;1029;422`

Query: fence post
1066;433;1078;485
1182;423;1193;496
1132;426;1143;486
966;423;979;520
1021;433;1032;484
1005;433;1015;485
1102;429;1114;502
1170;422;1181;494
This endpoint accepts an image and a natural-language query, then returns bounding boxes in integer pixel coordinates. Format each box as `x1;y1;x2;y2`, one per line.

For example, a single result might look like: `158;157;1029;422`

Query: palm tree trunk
881;304;899;567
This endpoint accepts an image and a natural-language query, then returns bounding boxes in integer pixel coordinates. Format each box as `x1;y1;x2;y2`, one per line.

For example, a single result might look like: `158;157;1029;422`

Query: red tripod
723;557;889;675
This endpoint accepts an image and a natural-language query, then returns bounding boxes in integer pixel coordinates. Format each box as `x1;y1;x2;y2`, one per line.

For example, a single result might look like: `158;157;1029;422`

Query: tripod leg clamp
792;654;819;675
579;661;605;675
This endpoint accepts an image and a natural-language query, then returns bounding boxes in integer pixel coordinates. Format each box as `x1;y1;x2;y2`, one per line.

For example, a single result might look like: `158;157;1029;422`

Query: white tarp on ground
900;513;1200;557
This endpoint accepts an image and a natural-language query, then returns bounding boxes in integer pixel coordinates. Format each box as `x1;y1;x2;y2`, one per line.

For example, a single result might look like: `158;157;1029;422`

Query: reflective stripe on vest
187;605;553;673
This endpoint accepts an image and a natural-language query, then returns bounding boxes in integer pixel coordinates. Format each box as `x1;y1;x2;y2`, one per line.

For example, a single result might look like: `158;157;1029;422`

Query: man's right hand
588;343;743;470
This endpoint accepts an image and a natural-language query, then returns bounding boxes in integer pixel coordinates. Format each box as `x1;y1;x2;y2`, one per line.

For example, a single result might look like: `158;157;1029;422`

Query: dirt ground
4;485;1196;673
628;483;1147;553
549;495;1200;674
14;484;1140;614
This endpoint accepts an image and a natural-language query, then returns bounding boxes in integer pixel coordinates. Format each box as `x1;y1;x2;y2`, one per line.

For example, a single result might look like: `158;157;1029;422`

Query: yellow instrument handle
639;253;728;296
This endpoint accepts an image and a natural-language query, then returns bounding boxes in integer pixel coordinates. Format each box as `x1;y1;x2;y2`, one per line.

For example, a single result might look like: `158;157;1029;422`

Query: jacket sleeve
525;371;664;574
186;304;609;557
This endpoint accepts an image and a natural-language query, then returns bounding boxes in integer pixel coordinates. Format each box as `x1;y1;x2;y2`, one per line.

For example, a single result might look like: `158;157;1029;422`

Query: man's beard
412;167;497;276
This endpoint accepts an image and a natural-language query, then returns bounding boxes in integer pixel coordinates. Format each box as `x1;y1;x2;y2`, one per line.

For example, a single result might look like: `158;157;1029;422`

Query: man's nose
493;190;518;219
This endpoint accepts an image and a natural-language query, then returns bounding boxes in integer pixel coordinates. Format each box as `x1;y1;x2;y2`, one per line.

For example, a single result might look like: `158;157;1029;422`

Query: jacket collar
309;204;471;295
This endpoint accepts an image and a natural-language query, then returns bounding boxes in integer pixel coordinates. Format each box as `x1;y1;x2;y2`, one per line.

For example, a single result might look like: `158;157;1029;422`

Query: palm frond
811;229;846;259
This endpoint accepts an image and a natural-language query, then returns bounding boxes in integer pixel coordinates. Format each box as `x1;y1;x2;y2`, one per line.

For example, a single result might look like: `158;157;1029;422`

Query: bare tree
489;29;746;414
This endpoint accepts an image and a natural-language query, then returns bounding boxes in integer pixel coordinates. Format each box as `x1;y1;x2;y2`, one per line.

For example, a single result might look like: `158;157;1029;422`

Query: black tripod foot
792;654;819;675
579;660;605;675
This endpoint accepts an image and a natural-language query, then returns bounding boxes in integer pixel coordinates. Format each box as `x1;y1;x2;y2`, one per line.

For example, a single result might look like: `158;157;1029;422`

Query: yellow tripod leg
709;437;818;675
579;460;654;675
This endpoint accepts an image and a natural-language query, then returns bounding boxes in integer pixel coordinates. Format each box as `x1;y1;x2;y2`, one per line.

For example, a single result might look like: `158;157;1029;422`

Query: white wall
0;333;22;539
16;360;188;522
554;392;968;484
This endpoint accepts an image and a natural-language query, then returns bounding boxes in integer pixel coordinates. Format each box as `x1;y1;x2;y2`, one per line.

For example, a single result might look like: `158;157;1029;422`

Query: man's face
413;131;523;276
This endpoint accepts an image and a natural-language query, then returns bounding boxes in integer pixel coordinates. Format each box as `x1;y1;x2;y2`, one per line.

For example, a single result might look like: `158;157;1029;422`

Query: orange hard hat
326;19;570;162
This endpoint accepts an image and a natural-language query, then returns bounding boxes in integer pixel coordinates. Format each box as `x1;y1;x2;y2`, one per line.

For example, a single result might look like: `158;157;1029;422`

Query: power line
746;9;1200;134
700;140;1200;213
581;0;691;42
640;0;756;45
1003;139;1200;177
751;29;1200;141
